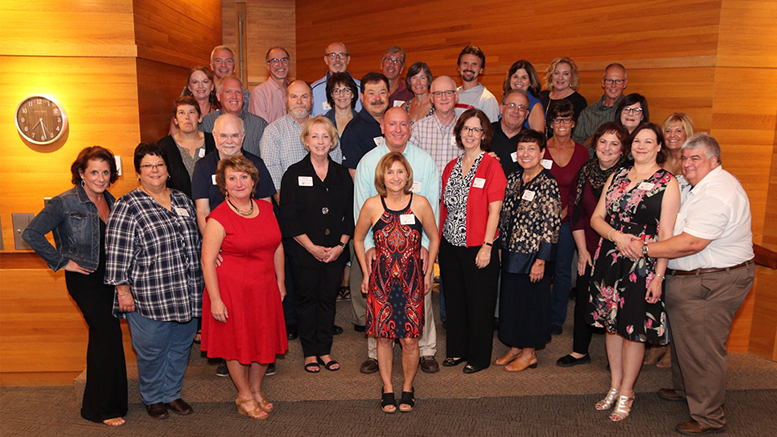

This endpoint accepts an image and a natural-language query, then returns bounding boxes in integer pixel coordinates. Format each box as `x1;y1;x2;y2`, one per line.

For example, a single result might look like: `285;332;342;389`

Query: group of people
22;42;755;436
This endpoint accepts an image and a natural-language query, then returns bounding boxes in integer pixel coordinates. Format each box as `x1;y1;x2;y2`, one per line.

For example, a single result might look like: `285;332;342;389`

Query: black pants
439;239;499;369
65;271;128;422
292;259;343;357
572;265;603;355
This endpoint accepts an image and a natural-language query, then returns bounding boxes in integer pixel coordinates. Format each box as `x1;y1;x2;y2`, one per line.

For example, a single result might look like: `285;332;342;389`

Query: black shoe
333;325;344;335
556;353;591;367
441;357;466;367
462;364;485;374
165;398;193;415
551;324;563;336
353;324;366;333
266;362;276;376
287;324;298;340
146;402;169;419
216;361;229;377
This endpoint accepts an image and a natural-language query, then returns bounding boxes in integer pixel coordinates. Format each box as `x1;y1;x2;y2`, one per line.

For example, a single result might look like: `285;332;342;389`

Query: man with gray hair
249;46;291;124
209;45;250;113
572;63;628;147
381;46;413;108
628;133;754;436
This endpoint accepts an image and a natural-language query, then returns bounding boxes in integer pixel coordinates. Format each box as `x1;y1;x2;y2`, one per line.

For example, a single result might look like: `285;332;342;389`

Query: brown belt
668;259;754;276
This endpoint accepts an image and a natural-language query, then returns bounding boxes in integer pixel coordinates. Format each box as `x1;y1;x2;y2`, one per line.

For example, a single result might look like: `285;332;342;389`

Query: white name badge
198;148;205;158
412;181;422;193
212;174;217;185
400;214;416;225
322;102;332;111
541;159;553;170
298;176;313;187
393;100;406;108
451;136;457;147
511;151;517;162
522;190;536;202
473;177;486;188
373;136;382;146
638;182;655;191
174;207;190;217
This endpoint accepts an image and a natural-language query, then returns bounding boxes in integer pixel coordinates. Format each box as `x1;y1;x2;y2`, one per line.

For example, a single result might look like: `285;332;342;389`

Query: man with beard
381;46;413;108
200;75;267;157
311;42;363;116
249;46;291;124
340;72;390;177
454;45;499;123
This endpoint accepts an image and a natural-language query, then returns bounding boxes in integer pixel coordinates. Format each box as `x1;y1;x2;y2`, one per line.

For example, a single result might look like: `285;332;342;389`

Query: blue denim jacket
22;184;115;272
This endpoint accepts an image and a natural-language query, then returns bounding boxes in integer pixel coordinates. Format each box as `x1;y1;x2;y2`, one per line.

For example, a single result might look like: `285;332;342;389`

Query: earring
167;175;171;181
80;180;86;187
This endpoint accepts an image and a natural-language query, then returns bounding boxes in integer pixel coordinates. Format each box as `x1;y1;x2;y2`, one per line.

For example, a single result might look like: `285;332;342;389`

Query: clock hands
39;118;49;140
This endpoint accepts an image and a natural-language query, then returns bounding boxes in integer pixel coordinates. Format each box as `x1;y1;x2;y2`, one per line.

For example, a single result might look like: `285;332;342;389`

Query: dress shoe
675;420;727;435
333;325;344;335
419;356;439;373
441;357;466;367
266;362;276;376
556;353;591;367
658;388;685;402
360;358;379;374
353;324;366;333
216;361;229;377
286;324;298;340
146;402;169;419
462;363;485;374
165;398;193;415
551;324;563;335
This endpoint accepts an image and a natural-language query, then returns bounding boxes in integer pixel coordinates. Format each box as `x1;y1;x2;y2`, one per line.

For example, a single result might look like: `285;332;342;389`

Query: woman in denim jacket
22;146;127;427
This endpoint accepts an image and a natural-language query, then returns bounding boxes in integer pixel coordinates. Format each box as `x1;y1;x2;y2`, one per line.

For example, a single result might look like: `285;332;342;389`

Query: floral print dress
587;168;673;344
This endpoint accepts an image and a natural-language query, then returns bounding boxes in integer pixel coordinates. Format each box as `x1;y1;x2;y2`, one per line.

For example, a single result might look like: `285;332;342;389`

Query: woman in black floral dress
587;123;680;422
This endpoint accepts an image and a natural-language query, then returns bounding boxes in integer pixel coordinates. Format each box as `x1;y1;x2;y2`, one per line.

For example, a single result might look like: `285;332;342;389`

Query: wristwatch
641;243;650;257
339;241;347;249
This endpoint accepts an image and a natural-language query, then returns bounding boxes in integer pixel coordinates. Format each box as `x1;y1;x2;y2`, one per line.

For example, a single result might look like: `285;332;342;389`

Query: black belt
668;259;754;276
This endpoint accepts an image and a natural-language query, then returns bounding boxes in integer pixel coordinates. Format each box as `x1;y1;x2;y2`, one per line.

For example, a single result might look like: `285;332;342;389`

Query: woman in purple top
556;122;630;368
543;100;590;335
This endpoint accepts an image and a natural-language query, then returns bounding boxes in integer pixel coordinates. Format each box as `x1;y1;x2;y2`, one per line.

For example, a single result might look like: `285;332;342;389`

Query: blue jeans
126;312;197;405
551;222;575;327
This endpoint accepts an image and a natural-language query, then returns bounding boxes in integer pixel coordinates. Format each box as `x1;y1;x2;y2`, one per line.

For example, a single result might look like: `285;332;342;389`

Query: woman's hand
530;260;545;283
646;275;663;304
577;249;592;276
613;231;640;260
64;260;93;275
361;276;370;296
475;245;491;269
424;272;433;295
278;281;287;302
307;244;328;262
211;299;228;323
117;289;135;313
321;244;344;263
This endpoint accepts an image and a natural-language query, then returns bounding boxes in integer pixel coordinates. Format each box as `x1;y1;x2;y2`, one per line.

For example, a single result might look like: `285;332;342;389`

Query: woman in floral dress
587;123;680;422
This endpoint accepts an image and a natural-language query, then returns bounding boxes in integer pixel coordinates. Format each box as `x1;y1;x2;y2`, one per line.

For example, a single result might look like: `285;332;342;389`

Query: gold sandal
595;387;620;410
236;398;268;420
252;390;273;412
609;394;635;421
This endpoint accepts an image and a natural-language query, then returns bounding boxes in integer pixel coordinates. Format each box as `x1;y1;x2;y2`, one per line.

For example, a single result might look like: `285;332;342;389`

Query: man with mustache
340;72;390;178
249;46;291;124
380;46;414;108
200;75;268;158
454;45;499;123
311;42;363;116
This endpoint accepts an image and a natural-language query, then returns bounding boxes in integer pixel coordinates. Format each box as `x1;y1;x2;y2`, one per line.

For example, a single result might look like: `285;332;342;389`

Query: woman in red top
439;108;507;374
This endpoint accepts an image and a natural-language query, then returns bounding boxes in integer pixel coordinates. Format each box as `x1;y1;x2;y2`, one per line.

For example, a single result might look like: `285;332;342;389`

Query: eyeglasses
140;163;166;171
622;107;643;115
604;79;626;85
332;88;352;96
552;117;574;124
505;103;529;112
461;126;484;133
431;90;455;97
325;52;348;60
268;57;290;65
382;57;402;65
218;133;242;141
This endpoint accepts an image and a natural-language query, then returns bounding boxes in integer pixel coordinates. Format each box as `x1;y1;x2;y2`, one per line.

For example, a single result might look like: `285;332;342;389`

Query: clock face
15;95;68;145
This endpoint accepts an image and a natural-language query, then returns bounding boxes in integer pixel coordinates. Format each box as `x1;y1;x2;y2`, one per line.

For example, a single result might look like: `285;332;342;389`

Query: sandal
381;389;397;414
338;286;351;301
102;417;125;426
596;387;620;410
304;362;321;373
251;390;273;412
398;388;415;413
236;398;268;420
317;356;340;371
609;394;635;422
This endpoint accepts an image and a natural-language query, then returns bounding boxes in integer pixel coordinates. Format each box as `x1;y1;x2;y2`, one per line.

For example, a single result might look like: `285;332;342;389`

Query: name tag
174;207;190;217
522;190;536;201
511;151;517;162
451;136;457;147
373;136;382;146
198;148;205;158
473;178;486;189
412;181;422;193
541;159;553;170
400;214;416;225
393;100;406;107
212;174;217;185
638;182;655;191
298;176;313;187
322;102;332;111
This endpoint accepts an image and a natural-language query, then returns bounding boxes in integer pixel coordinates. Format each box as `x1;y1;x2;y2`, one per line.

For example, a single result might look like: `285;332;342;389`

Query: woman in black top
280;116;354;373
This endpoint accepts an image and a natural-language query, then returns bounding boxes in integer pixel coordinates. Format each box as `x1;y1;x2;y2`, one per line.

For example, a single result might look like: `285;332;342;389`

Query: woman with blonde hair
539;57;588;120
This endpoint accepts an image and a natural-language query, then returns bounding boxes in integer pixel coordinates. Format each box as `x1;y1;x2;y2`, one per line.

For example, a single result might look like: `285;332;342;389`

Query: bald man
310;42;363;116
410;76;461;176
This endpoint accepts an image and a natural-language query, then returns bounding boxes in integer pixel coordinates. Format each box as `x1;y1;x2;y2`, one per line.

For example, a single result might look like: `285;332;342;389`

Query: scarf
571;155;630;224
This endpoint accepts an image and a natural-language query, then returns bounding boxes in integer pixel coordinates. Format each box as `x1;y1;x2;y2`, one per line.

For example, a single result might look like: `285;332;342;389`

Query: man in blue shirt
310;42;363;116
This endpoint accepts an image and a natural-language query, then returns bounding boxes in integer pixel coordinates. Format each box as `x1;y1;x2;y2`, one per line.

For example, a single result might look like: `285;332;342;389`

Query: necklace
228;198;254;216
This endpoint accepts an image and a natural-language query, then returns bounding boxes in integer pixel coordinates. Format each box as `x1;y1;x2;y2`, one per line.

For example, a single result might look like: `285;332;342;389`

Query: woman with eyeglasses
402;62;435;123
616;93;649;135
439;108;507;374
325;72;359;138
543;100;589;338
502;60;545;133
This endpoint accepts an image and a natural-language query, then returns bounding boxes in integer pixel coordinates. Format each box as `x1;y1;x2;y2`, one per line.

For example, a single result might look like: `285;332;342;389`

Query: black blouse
157;134;216;199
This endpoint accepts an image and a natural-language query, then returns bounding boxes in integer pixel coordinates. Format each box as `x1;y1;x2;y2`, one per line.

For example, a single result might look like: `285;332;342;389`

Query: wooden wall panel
136;59;190;142
749;267;777;360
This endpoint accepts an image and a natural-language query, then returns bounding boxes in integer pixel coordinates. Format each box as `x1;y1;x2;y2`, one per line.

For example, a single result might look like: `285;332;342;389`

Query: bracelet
607;229;616;242
118;291;130;297
483;241;493;247
655;273;666;280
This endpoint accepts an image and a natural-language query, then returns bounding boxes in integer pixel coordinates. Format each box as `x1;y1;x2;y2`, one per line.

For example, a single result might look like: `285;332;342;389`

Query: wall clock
15;95;68;145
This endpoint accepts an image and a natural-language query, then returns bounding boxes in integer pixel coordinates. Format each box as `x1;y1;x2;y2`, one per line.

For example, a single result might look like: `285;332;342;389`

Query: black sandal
304;362;320;373
317;356;340;371
398;388;415;413
381;389;396;414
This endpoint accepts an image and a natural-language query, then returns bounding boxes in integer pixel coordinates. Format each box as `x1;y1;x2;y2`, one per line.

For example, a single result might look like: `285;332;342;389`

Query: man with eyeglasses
311;42;363;116
249;47;291;124
572;63;628;148
200;75;268;158
380;46;414;108
454;45;499;123
489;90;531;177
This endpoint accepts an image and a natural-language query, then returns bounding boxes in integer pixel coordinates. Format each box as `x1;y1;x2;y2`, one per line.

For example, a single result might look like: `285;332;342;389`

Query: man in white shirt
630;133;754;436
454;45;499;122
